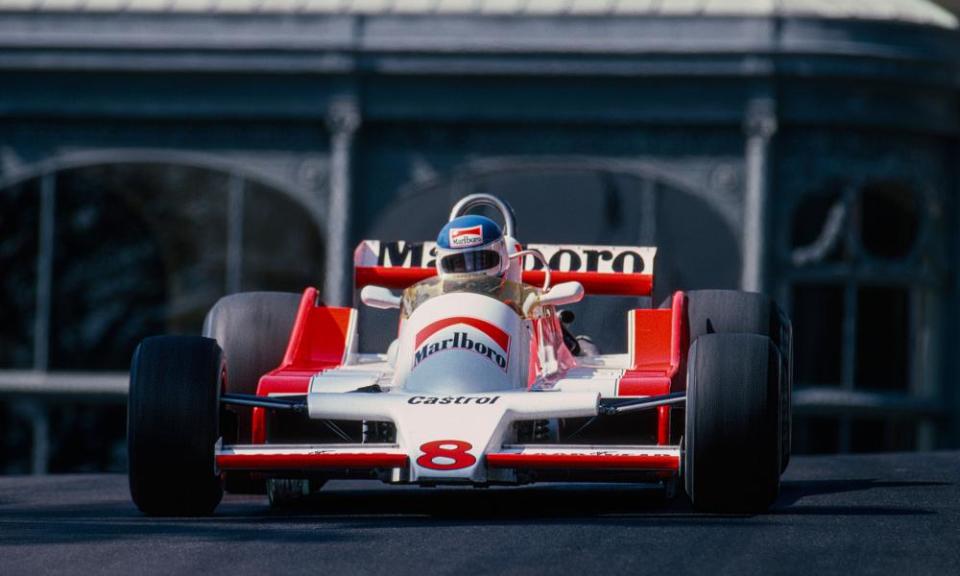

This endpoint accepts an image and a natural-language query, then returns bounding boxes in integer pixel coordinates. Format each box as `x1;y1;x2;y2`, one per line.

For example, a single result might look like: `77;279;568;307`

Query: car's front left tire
684;333;782;513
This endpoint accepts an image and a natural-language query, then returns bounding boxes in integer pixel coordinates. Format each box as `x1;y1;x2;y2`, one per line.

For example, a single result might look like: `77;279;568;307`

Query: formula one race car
128;193;792;516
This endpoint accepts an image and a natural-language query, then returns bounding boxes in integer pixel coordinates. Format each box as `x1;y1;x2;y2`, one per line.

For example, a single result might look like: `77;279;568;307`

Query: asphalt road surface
1;451;958;576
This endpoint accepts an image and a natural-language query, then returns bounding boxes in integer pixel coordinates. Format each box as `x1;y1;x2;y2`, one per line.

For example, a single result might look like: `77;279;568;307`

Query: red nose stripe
415;316;510;351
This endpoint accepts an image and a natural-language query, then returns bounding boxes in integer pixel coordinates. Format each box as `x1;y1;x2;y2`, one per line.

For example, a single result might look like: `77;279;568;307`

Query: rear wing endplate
354;241;655;297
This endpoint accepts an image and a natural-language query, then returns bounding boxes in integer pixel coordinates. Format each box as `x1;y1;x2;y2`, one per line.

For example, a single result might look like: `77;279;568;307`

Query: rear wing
354;241;655;297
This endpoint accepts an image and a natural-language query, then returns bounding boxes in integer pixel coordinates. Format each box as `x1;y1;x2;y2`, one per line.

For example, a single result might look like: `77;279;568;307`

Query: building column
226;174;245;294
323;98;361;306
741;98;778;293
18;399;49;475
28;171;56;475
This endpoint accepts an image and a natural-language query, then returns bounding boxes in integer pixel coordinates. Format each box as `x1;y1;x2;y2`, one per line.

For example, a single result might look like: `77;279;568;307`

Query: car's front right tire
128;336;224;516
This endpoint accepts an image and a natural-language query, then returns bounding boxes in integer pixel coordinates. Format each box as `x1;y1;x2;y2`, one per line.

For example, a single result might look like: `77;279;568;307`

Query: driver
435;215;510;279
434;215;596;356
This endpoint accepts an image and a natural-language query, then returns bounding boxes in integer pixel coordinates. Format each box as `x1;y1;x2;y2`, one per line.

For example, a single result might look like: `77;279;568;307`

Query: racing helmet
435;215;509;278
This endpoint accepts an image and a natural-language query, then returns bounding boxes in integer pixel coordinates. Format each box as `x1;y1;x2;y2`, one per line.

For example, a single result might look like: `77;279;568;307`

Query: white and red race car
128;194;792;515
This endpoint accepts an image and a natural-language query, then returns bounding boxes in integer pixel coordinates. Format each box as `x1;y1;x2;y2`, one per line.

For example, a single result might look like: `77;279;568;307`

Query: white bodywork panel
304;350;646;481
308;390;598;482
393;293;529;394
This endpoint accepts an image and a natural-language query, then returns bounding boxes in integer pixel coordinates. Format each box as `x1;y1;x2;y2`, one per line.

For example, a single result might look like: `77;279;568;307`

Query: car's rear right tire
684;333;781;513
128;336;223;516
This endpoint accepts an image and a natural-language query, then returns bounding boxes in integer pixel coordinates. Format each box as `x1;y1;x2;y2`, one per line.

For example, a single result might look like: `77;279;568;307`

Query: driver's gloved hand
559;310;581;356
574;336;599;357
559;310;600;357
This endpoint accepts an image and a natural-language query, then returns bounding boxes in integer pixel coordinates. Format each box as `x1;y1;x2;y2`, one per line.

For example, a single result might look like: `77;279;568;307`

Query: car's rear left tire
684;333;781;513
682;290;789;349
128;336;224;516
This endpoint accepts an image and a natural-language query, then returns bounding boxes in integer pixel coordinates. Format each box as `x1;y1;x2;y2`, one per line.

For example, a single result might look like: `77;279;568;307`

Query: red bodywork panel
485;452;679;471
620;291;688;445
217;450;676;473
251;287;356;443
218;452;408;471
355;266;653;298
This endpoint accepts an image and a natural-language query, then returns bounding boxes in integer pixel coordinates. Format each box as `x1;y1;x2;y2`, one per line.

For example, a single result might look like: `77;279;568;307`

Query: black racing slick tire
203;292;300;493
682;290;790;350
684;333;782;513
666;290;793;473
128;336;224;516
202;292;301;399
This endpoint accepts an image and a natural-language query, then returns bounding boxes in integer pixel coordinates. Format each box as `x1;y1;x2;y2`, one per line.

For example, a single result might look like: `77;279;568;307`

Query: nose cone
393;292;528;394
402;342;520;394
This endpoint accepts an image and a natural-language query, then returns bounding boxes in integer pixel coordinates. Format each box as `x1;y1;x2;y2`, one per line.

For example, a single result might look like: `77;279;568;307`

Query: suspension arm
597;392;686;416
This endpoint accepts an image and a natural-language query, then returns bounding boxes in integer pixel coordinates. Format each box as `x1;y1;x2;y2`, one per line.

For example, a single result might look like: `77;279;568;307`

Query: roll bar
449;193;517;238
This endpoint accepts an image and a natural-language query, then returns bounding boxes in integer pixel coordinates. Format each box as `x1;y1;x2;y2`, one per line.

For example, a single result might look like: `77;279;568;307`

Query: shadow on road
779;479;950;503
0;473;951;546
771;478;949;516
0;486;765;547
263;483;686;520
250;476;947;521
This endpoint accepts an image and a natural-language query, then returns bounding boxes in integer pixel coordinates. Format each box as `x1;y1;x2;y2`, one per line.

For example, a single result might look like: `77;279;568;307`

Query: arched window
786;179;942;453
1;162;324;371
0;160;324;472
363;160;740;354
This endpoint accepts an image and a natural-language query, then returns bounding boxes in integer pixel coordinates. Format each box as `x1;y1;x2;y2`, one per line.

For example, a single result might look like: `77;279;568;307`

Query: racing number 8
417;440;476;470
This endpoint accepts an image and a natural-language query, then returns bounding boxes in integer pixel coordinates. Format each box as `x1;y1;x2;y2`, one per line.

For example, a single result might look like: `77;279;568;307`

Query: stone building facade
0;0;958;471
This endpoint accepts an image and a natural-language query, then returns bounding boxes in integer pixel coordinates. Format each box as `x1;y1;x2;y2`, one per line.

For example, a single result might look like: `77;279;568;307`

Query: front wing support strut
221;393;308;414
221;392;686;417
597;392;686;416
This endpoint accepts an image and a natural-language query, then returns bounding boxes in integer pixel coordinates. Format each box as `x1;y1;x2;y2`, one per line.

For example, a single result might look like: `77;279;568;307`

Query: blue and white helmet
435;215;509;278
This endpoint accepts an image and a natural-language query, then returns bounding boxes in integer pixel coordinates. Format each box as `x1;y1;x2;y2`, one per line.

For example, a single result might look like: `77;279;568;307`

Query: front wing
217;390;680;484
217;443;680;476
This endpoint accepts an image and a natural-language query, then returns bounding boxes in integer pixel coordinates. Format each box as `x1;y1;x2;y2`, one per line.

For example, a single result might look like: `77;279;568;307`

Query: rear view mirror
524;281;584;315
540;281;584;307
360;285;401;309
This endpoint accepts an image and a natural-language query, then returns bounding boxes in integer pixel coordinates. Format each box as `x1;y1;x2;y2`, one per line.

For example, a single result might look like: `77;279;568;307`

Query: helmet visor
439;250;501;274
